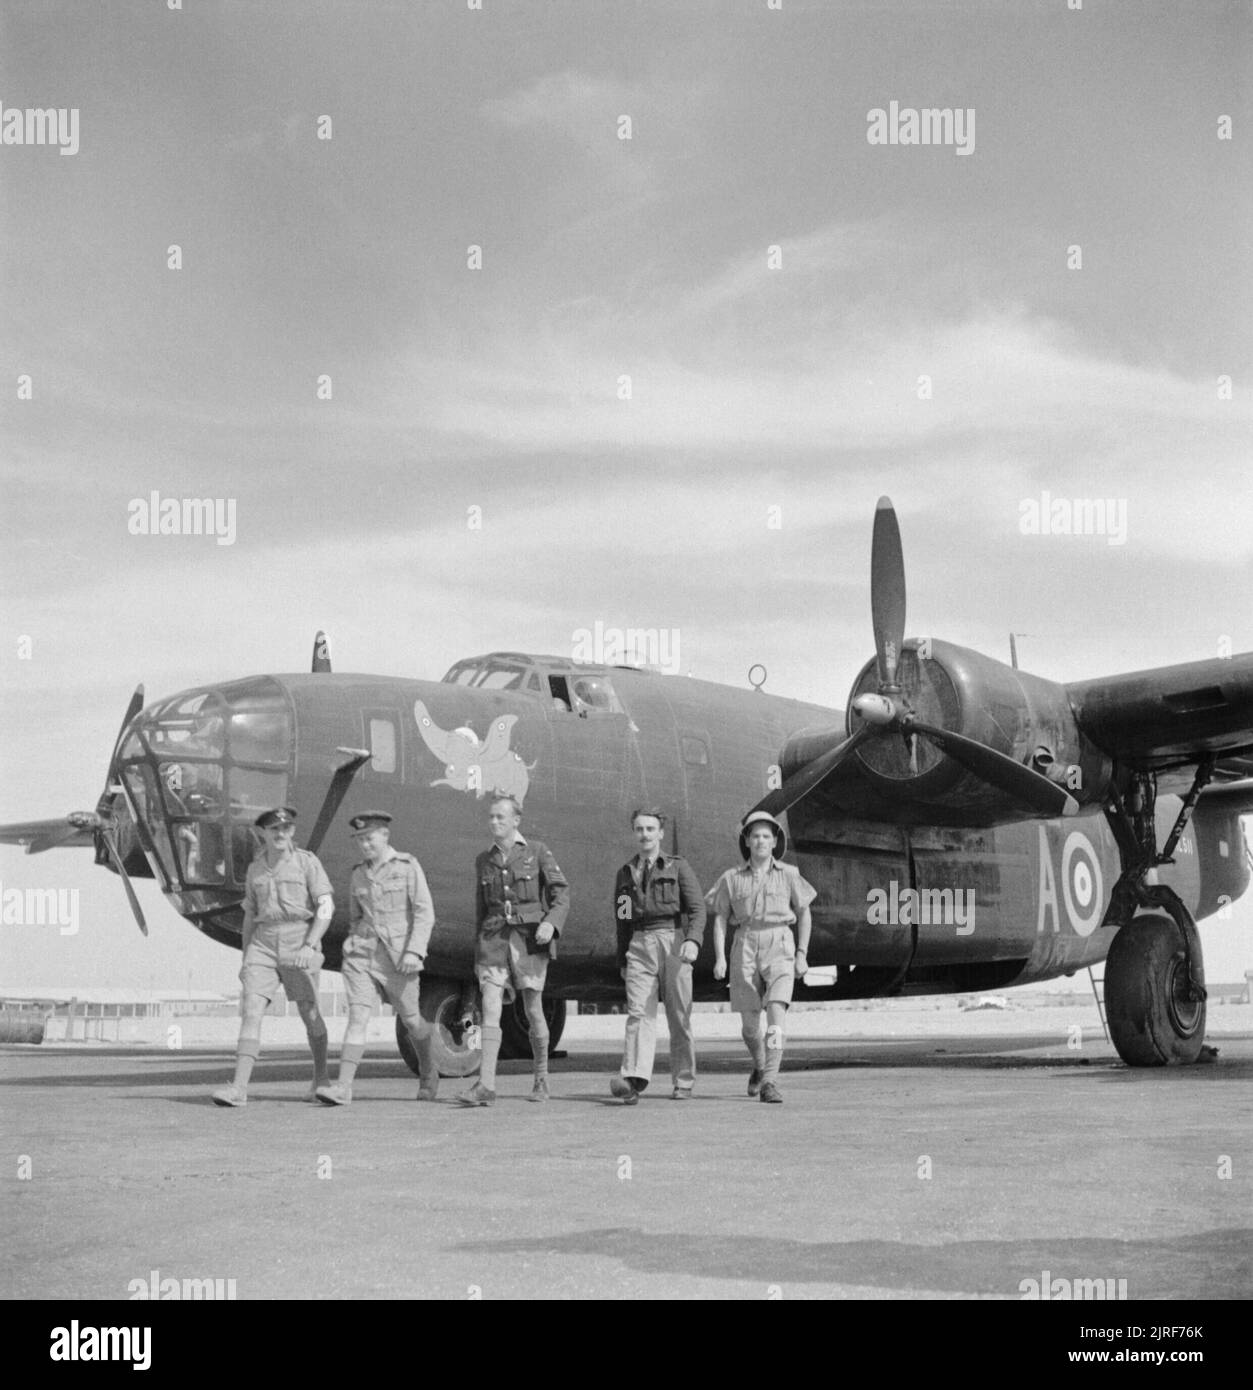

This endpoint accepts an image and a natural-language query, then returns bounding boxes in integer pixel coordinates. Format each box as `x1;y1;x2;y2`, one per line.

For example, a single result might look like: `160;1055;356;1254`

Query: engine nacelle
844;638;1113;821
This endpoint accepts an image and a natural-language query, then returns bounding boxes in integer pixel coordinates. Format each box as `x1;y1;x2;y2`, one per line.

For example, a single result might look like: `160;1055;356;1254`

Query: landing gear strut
1101;763;1213;1067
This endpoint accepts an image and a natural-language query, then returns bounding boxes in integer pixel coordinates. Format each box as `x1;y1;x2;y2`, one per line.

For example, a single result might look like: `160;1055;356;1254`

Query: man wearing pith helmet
212;806;334;1107
706;810;816;1104
316;811;439;1106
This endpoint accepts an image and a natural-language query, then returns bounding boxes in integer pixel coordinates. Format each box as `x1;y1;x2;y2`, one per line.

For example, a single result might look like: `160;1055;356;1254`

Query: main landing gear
395;980;568;1078
1101;762;1214;1066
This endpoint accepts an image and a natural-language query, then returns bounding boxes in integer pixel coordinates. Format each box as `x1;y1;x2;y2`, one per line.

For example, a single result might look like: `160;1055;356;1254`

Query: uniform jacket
475;835;571;957
346;850;436;967
614;852;707;968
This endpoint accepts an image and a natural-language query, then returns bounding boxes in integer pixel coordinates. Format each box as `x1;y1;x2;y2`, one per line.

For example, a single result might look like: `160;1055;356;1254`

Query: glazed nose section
115;678;293;894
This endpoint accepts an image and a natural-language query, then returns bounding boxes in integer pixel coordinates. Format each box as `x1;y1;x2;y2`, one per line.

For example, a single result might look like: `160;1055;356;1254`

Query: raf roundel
1060;830;1104;937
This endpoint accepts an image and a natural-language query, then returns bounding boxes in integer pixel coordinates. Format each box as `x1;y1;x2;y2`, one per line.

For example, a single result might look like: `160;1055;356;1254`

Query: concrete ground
3;1010;1251;1300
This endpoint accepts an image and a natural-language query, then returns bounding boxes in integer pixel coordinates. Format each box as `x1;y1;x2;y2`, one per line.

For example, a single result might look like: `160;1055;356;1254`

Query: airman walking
316;811;439;1106
212;807;333;1107
707;810;816;1104
610;808;706;1103
459;794;570;1106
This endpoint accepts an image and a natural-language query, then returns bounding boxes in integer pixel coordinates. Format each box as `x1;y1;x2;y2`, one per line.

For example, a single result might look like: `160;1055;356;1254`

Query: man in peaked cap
316;811;440;1106
212;806;334;1107
706;810;816;1104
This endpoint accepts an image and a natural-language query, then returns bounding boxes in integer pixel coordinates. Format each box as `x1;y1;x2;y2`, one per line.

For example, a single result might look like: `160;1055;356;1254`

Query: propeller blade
753;724;873;819
871;496;907;691
100;827;148;935
312;631;332;673
97;684;145;815
908;720;1079;818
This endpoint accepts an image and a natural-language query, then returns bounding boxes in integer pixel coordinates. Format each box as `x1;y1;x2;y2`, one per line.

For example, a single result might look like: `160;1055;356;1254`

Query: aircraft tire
395;977;482;1078
500;996;567;1060
1104;911;1207;1066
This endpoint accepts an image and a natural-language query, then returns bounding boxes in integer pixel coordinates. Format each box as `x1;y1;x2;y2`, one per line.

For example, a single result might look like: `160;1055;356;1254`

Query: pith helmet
739;809;786;861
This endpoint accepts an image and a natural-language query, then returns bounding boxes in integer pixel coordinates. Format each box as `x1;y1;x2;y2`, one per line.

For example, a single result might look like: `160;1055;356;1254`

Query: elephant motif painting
412;700;532;803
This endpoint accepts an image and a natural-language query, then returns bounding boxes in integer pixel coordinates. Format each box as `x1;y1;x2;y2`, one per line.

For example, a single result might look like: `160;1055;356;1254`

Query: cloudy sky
2;0;1250;989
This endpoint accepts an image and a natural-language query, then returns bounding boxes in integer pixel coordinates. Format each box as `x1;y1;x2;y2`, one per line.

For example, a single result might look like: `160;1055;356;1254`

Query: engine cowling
842;638;1112;822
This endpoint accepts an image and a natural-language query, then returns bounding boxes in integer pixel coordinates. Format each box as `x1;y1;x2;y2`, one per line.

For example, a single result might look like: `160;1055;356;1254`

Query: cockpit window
441;658;532;690
476;665;527;690
569;674;624;715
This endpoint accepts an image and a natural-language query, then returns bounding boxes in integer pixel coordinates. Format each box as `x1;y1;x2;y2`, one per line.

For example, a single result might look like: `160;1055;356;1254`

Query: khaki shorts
729;925;796;1014
239;921;320;1006
475;926;548;993
341;936;422;1015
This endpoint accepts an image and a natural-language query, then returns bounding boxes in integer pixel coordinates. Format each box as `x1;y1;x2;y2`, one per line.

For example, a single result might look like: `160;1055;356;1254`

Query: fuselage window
369;718;397;774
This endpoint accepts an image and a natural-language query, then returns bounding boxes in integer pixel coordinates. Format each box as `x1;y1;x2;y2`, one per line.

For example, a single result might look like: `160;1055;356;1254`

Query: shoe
457;1082;496;1107
304;1081;330;1104
610;1076;639;1105
415;1082;439;1102
759;1082;783;1104
529;1077;550;1103
747;1068;764;1097
671;1087;692;1100
211;1084;247;1107
315;1083;352;1106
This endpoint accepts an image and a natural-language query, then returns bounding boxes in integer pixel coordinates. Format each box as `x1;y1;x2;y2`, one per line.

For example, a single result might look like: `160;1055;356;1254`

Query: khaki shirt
347;850;435;965
706;860;816;929
245;847;332;925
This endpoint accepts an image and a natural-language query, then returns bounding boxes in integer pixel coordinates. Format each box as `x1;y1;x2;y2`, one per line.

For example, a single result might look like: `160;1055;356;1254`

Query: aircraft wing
0;816;97;855
1067;653;1253;790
